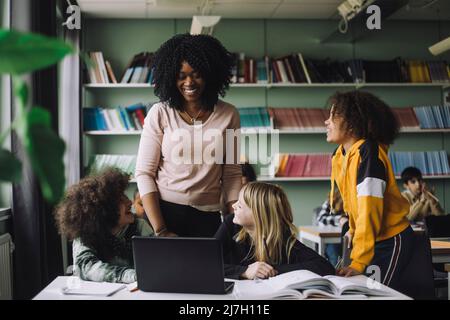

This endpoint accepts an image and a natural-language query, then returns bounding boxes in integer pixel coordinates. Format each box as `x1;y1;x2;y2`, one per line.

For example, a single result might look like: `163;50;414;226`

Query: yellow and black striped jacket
330;139;410;273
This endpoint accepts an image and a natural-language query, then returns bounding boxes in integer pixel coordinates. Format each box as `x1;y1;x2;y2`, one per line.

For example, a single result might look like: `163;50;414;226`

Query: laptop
132;237;235;294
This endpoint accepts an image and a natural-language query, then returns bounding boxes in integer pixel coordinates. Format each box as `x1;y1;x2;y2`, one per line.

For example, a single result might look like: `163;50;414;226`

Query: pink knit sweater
135;100;242;206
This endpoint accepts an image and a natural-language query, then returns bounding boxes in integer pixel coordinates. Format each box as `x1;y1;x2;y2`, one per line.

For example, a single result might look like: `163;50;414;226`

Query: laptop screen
132;237;231;294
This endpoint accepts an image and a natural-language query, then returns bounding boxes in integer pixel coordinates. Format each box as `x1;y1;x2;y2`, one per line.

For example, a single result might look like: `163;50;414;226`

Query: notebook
61;278;126;296
234;270;397;300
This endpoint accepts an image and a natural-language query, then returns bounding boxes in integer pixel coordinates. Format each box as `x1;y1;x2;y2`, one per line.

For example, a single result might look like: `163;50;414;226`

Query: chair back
398;232;435;300
425;214;450;238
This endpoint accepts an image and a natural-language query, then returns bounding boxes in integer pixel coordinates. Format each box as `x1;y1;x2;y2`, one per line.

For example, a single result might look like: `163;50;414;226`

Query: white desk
298;225;341;256
34;277;235;300
33;276;410;300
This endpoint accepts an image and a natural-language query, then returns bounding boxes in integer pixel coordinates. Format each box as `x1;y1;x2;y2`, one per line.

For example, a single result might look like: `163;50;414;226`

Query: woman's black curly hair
328;90;399;145
152;33;233;112
54;168;130;260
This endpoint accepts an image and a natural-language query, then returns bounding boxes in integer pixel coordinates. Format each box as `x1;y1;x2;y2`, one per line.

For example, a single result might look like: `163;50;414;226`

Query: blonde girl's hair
235;182;298;265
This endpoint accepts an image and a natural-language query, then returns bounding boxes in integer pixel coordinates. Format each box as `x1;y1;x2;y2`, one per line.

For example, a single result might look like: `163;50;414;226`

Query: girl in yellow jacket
325;91;413;290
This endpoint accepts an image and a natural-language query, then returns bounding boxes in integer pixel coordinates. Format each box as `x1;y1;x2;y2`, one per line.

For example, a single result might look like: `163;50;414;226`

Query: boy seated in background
401;166;445;223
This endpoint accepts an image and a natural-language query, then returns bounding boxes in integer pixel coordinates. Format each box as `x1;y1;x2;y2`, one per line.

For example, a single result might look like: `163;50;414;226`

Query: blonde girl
215;182;334;279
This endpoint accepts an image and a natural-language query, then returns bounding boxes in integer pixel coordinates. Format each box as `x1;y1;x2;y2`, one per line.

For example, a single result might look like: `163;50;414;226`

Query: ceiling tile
210;3;279;18
213;0;281;3
151;0;203;6
76;0;450;20
146;6;200;18
78;2;147;18
78;0;146;4
282;0;342;4
272;4;338;19
390;1;450;21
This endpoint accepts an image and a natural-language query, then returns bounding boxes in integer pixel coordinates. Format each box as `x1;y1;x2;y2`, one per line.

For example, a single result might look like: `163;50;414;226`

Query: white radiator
0;233;14;300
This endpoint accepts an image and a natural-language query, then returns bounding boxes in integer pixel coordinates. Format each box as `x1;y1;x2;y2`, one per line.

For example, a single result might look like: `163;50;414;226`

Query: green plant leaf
0;148;22;182
80;51;94;69
12;76;28;109
0;29;74;75
22;107;66;204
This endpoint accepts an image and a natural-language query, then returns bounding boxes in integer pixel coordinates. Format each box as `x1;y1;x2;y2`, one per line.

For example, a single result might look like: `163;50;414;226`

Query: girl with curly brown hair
54;168;153;283
325;91;413;292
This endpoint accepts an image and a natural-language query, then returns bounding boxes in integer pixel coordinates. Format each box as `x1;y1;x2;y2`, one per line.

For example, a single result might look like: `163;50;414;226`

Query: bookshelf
84;83;449;89
81;18;450;225
84;83;153;88
84;131;142;136
241;128;450;134
85;129;450;135
258;175;450;182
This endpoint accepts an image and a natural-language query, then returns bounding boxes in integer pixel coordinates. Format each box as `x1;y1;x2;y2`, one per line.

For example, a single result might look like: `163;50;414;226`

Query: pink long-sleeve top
135;100;242;207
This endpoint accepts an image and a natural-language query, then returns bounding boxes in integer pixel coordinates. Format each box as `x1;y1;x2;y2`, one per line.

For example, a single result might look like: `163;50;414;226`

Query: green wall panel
90;136;140;155
84;87;157;107
358;87;444;106
266;20;353;59
282;182;331;226
84;19;174;74
212;19;266;58
226;87;266;108
267;87;351;107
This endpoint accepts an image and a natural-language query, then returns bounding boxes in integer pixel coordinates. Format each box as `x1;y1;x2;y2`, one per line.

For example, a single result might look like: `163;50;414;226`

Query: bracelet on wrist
155;227;168;237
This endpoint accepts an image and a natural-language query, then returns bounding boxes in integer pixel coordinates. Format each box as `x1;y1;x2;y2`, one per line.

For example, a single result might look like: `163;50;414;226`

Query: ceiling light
429;36;450;56
190;15;221;35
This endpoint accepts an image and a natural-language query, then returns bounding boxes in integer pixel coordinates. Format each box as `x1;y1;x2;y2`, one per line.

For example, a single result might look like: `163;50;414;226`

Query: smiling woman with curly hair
135;34;242;238
54;168;153;283
152;33;233;112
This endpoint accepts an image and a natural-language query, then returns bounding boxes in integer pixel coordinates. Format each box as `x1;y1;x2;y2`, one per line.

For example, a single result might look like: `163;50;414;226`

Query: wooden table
299;225;448;265
429;239;450;300
298;226;342;257
430;238;450;264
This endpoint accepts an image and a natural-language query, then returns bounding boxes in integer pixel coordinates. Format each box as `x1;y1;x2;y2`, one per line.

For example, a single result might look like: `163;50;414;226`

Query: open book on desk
234;270;397;300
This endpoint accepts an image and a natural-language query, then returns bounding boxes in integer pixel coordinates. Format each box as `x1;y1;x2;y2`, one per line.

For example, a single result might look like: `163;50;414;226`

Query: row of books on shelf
86;151;449;180
238;106;450;131
89;155;136;178
87;52;117;84
388;151;450;176
84;104;450;133
274;153;332;177
230;53;450;84
238;107;273;129
83;103;150;132
412;106;450;129
86;51;450;85
87;51;154;84
271;151;450;178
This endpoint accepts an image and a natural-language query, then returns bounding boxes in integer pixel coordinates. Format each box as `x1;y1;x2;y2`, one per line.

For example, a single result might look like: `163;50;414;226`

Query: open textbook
234;270;398;299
